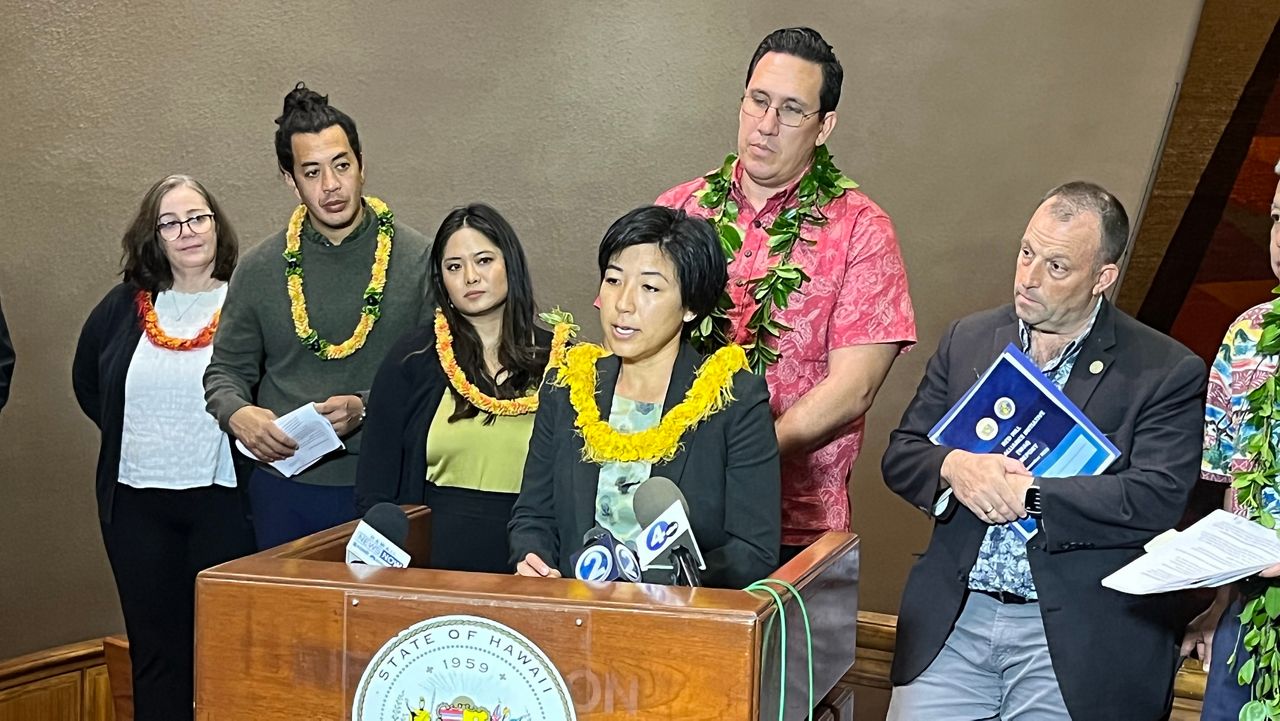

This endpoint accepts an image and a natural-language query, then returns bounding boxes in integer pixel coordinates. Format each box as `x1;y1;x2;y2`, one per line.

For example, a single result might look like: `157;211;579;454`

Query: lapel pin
1089;360;1104;375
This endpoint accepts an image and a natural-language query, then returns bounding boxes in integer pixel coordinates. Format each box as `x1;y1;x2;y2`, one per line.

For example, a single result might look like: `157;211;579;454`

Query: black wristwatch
1024;484;1043;517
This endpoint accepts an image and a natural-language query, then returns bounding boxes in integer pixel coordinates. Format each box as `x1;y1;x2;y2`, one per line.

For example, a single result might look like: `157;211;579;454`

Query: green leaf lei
1229;290;1280;720
692;144;858;374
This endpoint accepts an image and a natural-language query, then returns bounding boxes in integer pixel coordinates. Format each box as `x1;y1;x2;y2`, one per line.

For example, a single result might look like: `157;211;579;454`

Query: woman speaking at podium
509;205;781;588
72;175;256;721
355;203;571;573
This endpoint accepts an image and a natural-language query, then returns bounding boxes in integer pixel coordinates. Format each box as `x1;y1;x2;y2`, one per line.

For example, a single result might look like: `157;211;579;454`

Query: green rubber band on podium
749;584;789;720
745;578;814;720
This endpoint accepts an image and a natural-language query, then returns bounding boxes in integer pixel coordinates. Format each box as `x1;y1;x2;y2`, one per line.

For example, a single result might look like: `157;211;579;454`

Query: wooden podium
195;506;858;720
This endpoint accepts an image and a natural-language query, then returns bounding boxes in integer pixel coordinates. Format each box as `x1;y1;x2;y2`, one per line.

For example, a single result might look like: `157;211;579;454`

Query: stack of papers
1102;510;1280;594
234;403;344;477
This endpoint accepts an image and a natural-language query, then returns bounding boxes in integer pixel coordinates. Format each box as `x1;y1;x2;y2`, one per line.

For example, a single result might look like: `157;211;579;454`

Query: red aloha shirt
658;161;916;545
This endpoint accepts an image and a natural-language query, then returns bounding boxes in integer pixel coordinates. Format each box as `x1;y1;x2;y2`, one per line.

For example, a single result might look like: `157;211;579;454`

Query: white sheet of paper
1102;510;1280;595
235;403;344;478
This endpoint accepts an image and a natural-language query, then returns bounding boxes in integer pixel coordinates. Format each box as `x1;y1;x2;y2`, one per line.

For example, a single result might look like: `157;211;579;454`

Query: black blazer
508;341;781;589
72;282;252;524
0;295;13;413
354;323;553;515
882;301;1205;720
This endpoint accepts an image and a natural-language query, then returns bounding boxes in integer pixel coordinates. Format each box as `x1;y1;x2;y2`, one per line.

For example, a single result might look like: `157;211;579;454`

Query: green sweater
204;203;431;486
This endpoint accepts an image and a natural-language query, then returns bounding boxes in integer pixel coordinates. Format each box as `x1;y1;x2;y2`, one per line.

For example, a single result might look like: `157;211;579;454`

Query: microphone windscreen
364;502;410;549
633;476;689;528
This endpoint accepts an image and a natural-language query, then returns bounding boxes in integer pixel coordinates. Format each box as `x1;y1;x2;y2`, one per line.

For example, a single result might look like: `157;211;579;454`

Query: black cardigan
508;341;782;589
0;295;13;413
72;282;250;523
354;323;553;515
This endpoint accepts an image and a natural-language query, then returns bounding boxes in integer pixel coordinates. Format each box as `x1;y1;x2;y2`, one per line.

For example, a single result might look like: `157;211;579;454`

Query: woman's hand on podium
516;552;562;578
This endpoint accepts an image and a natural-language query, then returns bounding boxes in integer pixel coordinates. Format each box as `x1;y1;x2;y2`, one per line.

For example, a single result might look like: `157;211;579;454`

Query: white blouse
117;285;235;490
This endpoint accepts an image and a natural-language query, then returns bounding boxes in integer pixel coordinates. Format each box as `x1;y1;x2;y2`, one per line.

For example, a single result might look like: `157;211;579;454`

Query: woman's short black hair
274;82;362;176
596;206;727;325
120;174;238;293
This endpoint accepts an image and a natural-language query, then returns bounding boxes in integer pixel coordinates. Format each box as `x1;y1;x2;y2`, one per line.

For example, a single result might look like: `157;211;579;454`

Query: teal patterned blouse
595;395;664;546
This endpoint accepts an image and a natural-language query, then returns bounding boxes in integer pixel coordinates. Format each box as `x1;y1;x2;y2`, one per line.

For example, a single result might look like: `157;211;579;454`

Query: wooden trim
0;638;114;721
0;639;105;691
849;610;1208;702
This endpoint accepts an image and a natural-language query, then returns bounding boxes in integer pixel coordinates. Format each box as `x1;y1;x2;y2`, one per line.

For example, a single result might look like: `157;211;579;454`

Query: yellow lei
555;342;750;464
434;308;576;416
284;195;393;360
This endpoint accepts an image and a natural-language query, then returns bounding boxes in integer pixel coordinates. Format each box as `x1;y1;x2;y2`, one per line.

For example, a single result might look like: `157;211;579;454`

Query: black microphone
345;502;411;567
570;525;642;582
670;547;701;588
633;476;704;587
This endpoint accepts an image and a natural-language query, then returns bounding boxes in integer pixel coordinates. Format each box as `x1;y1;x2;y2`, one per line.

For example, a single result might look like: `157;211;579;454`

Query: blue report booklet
928;343;1120;539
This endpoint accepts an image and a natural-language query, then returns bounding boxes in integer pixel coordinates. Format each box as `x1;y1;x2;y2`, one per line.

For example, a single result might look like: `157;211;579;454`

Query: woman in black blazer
72;175;255;721
355;204;564;573
509;206;781;589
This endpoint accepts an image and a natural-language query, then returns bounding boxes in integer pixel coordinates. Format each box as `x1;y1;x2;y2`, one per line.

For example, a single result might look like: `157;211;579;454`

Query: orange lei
135;290;220;351
434;307;575;416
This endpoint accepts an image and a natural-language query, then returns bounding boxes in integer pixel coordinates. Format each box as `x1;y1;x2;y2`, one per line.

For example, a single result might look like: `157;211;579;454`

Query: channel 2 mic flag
573;530;641;582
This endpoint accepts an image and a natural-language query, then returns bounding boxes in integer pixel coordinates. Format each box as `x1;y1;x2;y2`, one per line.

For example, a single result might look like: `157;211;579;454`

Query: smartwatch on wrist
1024;483;1043;517
355;390;369;422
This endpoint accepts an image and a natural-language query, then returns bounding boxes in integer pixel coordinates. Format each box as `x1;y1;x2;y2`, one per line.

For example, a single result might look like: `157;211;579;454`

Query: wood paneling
0;640;113;721
0;672;80;721
82;666;112;721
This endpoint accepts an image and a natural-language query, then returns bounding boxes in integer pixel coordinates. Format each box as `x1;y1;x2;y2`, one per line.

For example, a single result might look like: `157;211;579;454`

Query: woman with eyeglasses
72;174;255;721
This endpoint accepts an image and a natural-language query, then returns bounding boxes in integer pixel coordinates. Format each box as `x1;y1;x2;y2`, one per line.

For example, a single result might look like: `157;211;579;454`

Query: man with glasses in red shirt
658;27;916;561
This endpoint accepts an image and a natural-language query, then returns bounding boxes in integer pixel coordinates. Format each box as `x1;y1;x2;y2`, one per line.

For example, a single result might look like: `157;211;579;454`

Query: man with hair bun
204;82;431;549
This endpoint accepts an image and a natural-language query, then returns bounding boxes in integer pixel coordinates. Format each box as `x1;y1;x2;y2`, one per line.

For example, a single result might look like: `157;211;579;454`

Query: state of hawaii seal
353;615;576;721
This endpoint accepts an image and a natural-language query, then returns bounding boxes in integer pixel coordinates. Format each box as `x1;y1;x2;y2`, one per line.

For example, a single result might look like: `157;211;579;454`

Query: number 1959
447;657;488;673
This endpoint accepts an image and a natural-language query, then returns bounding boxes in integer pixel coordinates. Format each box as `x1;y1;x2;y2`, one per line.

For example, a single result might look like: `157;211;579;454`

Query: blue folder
928;344;1120;539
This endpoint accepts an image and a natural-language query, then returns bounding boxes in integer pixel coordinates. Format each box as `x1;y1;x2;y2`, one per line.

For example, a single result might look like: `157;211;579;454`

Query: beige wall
0;1;1201;658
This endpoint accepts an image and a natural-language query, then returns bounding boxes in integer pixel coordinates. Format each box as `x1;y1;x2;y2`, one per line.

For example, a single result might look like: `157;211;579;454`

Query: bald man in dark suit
884;182;1205;720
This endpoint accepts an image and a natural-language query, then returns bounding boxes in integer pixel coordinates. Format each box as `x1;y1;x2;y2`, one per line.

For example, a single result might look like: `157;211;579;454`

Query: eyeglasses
156;213;215;241
740;94;821;128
